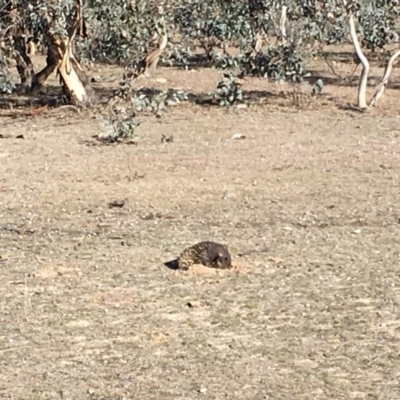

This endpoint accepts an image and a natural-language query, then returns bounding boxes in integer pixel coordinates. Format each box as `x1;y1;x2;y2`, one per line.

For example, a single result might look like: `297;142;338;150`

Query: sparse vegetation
1;1;400;399
1;0;399;112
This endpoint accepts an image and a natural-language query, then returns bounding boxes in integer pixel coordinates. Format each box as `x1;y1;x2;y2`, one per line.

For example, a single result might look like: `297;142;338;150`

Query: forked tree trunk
30;0;93;106
370;49;400;106
343;0;370;109
57;45;93;106
61;0;94;106
345;5;400;108
31;33;94;106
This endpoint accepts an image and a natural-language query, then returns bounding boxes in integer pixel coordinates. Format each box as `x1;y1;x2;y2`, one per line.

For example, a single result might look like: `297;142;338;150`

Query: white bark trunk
280;6;287;44
347;11;369;108
370;49;400;106
58;53;90;105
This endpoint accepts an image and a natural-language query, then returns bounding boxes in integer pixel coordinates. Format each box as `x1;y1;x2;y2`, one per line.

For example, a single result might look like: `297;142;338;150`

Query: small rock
222;191;235;200
379;163;391;169
268;257;283;264
161;134;174;143
186;300;203;308
108;200;125;209
66;320;91;328
230;133;246;140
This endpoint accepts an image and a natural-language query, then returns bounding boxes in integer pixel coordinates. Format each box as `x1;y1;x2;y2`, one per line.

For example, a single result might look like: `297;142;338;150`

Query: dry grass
1;47;400;399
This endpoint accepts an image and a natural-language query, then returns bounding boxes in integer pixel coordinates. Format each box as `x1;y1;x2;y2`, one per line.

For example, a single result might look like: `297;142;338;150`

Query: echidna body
178;241;232;270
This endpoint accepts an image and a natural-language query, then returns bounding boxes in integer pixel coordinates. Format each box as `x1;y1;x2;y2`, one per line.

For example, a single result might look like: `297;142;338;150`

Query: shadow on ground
0;84;288;111
0;66;393;113
164;259;179;270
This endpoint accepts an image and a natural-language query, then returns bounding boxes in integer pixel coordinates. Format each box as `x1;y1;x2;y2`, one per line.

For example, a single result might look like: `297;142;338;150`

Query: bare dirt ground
1;49;400;399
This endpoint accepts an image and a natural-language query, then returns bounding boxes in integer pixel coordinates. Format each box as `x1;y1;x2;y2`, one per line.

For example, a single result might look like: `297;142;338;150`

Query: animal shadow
164;259;179;270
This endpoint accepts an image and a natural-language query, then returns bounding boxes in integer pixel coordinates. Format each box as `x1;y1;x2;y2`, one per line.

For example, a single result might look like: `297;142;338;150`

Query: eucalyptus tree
1;0;399;109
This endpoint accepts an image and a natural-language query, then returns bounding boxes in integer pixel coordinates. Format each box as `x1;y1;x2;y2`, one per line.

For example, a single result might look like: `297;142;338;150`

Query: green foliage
298;0;400;50
96;106;140;144
0;0;76;46
98;87;188;143
213;72;243;107
303;10;348;45
1;0;399;112
0;58;15;93
212;51;239;70
131;88;188;116
79;0;162;63
356;0;400;51
1;0;399;69
239;45;305;82
101;69;188;143
173;0;254;56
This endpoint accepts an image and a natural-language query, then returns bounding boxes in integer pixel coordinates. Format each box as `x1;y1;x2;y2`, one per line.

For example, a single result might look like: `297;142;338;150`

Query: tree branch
370;49;400;106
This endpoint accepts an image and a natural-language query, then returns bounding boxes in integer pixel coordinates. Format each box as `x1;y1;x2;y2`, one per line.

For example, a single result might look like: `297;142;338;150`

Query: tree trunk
370;49;400;106
57;47;94;106
31;46;58;91
279;6;288;45
135;33;168;78
13;35;34;90
346;4;369;108
33;33;95;106
144;33;168;76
